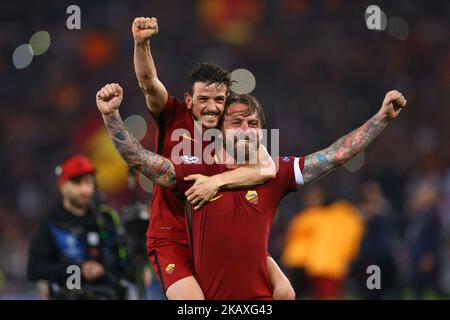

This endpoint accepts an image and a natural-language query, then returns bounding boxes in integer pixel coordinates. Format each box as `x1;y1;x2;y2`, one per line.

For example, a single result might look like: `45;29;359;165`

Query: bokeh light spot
231;68;256;94
29;31;51;56
139;174;154;193
12;44;33;69
124;115;147;141
344;152;366;173
388;17;410;40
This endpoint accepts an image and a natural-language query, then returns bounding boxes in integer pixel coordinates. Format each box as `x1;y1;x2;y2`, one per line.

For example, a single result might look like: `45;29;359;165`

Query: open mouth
201;112;219;120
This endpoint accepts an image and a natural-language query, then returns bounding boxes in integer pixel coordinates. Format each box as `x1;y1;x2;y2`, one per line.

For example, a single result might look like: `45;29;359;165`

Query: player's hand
132;17;159;44
81;260;105;281
379;90;407;120
96;83;123;115
184;174;220;210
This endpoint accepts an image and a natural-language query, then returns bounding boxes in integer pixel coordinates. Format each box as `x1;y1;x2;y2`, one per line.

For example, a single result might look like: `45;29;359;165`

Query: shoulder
330;201;363;222
159;95;190;122
275;156;304;183
276;156;296;171
97;204;121;227
165;95;186;110
47;203;68;223
331;200;359;212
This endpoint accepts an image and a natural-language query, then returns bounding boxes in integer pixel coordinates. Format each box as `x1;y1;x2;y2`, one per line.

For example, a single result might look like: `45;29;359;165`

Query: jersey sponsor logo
181;155;199;164
209;194;223;202
245;190;259;205
165;263;176;275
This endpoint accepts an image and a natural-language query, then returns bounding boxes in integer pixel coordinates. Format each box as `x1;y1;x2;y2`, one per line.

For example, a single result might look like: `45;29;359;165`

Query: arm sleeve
276;156;305;194
27;219;76;285
173;162;189;195
294;156;305;186
153;95;186;127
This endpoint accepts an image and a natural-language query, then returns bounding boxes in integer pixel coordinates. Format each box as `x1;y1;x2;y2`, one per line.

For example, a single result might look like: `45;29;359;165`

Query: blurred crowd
0;0;449;298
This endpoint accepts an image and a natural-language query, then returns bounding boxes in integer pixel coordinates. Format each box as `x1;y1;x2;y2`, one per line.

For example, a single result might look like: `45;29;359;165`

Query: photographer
27;155;127;299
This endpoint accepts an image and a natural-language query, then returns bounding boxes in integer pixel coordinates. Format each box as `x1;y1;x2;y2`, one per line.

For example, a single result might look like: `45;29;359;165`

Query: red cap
55;155;95;185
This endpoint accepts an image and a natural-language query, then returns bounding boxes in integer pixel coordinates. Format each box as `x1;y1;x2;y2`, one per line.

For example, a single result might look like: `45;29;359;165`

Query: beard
67;193;92;210
230;134;260;164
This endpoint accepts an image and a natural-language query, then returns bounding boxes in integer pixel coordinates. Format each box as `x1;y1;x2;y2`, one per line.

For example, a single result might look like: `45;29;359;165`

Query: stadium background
0;0;449;299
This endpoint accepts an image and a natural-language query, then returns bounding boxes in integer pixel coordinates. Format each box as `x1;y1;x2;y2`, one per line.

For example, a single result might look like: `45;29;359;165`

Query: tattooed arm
302;90;407;185
96;83;176;189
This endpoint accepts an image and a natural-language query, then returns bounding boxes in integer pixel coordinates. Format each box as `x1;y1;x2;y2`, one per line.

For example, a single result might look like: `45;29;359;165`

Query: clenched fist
379;90;407;120
96;83;123;115
132;17;158;44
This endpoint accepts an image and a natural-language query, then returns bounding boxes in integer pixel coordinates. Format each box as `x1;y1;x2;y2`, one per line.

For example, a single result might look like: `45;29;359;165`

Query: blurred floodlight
231;68;256;94
12;44;34;69
344;152;365;172
139;174;154;193
30;31;51;56
388;17;410;40
124;115;147;141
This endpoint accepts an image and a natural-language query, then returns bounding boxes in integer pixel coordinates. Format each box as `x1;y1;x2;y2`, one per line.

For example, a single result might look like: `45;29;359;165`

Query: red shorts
147;237;194;292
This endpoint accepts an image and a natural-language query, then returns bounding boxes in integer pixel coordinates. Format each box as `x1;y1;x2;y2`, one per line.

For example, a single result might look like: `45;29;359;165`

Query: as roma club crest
245;190;259;205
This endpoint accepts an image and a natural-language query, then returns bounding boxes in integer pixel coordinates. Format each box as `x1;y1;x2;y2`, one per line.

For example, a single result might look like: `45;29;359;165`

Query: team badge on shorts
166;264;176;275
245;190;259;205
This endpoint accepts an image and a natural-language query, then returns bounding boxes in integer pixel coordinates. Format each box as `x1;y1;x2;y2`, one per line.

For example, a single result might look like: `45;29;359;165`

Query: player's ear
184;92;193;110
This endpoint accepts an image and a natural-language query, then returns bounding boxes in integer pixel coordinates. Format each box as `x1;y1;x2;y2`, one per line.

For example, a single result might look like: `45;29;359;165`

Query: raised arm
183;145;276;210
132;17;168;115
96;83;176;189
302;90;407;185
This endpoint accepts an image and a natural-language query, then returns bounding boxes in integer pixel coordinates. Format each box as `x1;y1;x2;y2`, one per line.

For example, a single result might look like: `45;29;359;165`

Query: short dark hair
223;94;266;128
189;63;232;94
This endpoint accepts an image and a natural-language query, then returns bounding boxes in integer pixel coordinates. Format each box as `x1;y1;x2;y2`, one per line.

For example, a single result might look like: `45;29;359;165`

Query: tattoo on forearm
103;112;176;188
303;113;388;184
